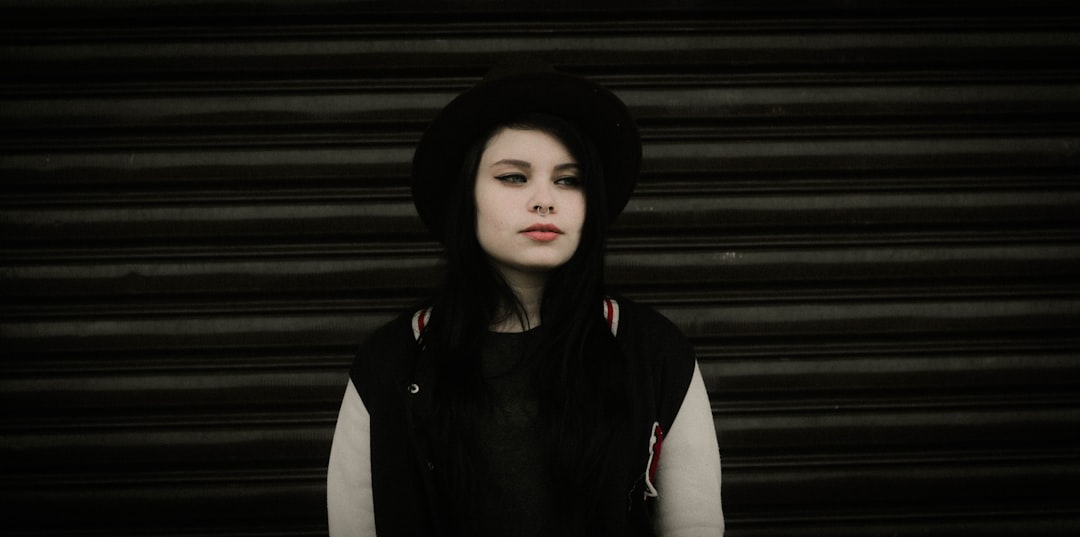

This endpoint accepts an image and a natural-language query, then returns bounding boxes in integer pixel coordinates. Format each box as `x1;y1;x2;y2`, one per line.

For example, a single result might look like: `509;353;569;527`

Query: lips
522;223;562;233
521;223;563;242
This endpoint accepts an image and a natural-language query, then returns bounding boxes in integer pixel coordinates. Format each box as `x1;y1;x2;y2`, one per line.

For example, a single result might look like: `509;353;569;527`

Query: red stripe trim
412;307;431;342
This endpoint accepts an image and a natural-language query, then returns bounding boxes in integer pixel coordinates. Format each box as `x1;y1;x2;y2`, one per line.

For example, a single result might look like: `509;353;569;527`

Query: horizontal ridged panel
4;25;1079;79
4;296;1076;351
4;242;1078;299
7;404;1077;467
5;188;1079;242
2;3;1079;536
1;370;344;412
4;470;327;527
700;348;1080;395
4;136;1077;180
5;82;1079;132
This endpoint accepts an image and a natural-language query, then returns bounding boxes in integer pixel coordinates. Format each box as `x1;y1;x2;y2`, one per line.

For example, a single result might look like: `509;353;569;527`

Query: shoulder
348;309;421;404
611;295;694;360
359;310;418;356
609;295;698;429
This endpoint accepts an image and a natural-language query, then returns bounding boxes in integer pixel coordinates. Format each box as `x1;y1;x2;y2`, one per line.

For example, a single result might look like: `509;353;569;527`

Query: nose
528;177;555;214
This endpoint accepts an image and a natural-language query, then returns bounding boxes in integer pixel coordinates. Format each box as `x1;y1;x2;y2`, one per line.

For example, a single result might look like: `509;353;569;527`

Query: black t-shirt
473;328;558;536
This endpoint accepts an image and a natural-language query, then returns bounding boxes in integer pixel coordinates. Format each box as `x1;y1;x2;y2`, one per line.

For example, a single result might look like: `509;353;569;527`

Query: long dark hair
420;112;639;534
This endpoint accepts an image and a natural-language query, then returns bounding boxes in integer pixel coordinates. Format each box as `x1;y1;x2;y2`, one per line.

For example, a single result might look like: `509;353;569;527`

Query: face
474;127;586;282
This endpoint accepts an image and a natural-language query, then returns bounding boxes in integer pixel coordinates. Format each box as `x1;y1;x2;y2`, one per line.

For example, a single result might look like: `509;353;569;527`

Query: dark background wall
2;1;1079;535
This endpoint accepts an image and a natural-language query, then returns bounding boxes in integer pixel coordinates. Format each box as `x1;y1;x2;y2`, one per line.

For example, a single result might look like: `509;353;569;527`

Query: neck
490;268;547;333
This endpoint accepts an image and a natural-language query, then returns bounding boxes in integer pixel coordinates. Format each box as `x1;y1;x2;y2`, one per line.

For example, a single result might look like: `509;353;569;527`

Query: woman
328;60;724;536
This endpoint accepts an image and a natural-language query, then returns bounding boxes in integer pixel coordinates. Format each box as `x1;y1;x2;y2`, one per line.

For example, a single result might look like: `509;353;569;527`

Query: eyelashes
495;173;527;184
493;173;582;187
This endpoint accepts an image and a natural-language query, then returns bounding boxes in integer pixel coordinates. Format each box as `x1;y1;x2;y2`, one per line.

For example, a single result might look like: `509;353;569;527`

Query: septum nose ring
534;205;552;217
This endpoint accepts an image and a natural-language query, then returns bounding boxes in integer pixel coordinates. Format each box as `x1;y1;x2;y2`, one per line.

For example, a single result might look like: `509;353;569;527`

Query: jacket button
407;383;420;394
427;461;435;471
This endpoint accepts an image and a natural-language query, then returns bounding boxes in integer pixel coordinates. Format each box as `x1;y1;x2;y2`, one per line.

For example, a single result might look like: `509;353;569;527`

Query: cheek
569;194;587;232
475;210;498;245
473;188;506;244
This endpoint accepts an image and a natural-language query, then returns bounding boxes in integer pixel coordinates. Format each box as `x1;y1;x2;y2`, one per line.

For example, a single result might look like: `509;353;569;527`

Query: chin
519;262;565;273
514;256;573;273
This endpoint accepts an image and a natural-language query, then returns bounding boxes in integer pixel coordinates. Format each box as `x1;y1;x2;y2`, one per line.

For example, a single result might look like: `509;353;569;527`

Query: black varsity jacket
347;296;697;536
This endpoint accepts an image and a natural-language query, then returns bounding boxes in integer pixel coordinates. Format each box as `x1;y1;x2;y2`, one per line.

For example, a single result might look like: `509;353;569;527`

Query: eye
555;175;582;187
495;173;527;184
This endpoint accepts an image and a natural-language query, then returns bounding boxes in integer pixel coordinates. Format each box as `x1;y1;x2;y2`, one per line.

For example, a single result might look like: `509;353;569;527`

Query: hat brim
411;69;640;242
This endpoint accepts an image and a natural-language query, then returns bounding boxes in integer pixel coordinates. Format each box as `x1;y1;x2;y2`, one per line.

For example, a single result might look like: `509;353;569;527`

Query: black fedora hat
411;59;641;242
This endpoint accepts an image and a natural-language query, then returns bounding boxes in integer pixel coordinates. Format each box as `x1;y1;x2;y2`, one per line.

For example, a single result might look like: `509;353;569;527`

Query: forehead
481;127;575;163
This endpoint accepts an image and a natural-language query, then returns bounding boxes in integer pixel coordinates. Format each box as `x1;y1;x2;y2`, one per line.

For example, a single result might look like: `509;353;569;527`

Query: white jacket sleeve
655;362;725;536
327;379;377;536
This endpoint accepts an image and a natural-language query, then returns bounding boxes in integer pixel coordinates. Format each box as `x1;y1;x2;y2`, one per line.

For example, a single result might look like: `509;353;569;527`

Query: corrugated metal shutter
2;2;1079;535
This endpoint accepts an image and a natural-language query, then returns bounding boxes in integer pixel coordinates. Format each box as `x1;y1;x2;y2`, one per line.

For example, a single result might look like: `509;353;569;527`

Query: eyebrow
491;159;580;171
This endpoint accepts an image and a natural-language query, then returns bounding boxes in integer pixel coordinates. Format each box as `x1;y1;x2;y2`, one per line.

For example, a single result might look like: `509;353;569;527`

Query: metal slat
3;470;327;529
4;242;1077;299
4;296;1077;354
4;189;1078;242
4;135;1075;192
5;81;1079;132
4;24;1079;78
